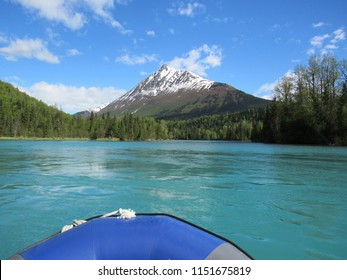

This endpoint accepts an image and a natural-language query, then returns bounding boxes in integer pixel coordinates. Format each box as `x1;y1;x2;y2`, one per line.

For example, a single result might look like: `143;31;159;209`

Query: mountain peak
115;65;214;103
159;64;175;71
98;64;270;119
158;64;203;80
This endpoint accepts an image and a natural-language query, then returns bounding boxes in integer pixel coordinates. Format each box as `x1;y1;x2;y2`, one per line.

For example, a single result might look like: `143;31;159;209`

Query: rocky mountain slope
98;64;270;119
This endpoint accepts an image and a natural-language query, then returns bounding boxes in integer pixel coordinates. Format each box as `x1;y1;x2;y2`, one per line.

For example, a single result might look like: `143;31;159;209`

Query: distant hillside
0;81;89;138
0;81;172;141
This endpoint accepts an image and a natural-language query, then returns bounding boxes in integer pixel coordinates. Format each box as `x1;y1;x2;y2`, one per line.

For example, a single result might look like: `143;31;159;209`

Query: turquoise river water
0;140;346;259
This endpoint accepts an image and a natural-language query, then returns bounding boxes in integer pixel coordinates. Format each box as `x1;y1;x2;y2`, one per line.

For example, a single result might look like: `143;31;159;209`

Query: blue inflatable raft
9;211;252;260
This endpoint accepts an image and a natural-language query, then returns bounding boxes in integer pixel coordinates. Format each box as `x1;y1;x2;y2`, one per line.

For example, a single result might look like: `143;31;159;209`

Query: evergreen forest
263;55;347;145
0;81;170;141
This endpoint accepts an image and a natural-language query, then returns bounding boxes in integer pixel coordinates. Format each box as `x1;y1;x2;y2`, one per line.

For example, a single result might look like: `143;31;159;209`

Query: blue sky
0;0;346;113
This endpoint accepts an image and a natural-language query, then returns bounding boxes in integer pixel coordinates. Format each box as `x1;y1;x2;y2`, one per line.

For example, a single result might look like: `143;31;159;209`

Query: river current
0;140;346;259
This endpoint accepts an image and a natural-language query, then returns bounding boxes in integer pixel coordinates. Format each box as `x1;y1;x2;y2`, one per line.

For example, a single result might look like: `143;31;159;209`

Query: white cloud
324;44;338;50
312;22;327;28
115;53;157;65
310;34;330;47
308;28;346;55
307;48;315;56
146;30;156;37
331;28;345;43
207;16;231;24
13;0;85;30
83;0;132;34
115;0;132;5
45;28;63;47
291;59;301;63
67;49;81;56
254;82;277;100
0;38;59;63
12;0;131;33
168;44;222;77
169;28;175;35
270;22;290;32
0;34;8;43
255;70;294;100
168;2;206;17
4;75;23;85
26;82;126;113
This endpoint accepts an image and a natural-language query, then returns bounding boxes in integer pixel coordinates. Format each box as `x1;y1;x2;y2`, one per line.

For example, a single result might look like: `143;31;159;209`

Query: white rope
61;208;136;232
61;219;87;233
100;209;120;218
101;208;136;219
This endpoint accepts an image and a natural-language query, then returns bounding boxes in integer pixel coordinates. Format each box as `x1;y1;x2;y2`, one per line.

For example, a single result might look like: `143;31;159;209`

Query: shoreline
1;137;346;147
0;137;168;142
0;137;101;141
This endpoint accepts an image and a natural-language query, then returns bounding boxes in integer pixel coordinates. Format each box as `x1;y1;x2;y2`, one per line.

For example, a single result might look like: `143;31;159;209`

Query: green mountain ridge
98;65;270;119
0;81;81;138
132;84;270;120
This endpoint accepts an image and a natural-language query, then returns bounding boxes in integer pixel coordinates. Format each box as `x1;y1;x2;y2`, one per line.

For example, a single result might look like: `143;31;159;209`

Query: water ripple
1;140;347;259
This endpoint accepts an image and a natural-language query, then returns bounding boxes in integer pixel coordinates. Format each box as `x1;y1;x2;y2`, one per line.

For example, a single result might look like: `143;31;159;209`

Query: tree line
0;81;169;140
87;109;264;142
166;109;264;141
88;112;170;140
0;80;265;142
263;54;347;145
0;82;76;138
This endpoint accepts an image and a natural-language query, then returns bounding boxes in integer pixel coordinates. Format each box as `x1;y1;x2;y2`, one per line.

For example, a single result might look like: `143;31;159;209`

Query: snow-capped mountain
89;103;109;113
98;65;270;119
74;103;109;118
117;64;214;101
